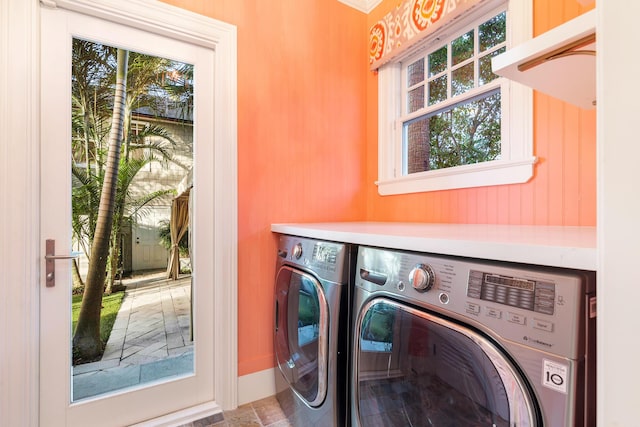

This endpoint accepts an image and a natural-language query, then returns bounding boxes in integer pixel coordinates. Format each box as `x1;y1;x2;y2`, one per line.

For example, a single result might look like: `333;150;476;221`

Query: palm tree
70;40;194;360
73;48;129;360
73;152;177;294
104;151;176;295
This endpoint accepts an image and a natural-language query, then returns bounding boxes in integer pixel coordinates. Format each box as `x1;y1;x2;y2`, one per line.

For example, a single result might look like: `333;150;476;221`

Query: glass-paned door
40;6;215;426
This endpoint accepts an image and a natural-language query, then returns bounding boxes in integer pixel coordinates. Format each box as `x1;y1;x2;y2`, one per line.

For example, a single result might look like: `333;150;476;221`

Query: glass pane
277;273;321;402
428;75;447;105
428;46;447;77
479;12;506;52
360;303;396;352
407;86;424;113
479;47;506;85
298;277;320;347
71;38;194;401
405;89;501;173
452;62;474;96
405;116;430;174
452;30;474;66
407;58;425;87
357;301;511;426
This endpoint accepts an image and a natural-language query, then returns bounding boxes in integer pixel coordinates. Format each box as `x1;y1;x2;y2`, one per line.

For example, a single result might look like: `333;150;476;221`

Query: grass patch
72;291;125;349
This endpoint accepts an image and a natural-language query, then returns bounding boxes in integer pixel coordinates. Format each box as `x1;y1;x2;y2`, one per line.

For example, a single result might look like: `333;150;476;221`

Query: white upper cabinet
492;9;595;109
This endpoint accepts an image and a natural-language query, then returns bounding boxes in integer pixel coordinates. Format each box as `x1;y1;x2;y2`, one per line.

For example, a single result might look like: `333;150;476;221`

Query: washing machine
351;246;596;427
273;235;352;426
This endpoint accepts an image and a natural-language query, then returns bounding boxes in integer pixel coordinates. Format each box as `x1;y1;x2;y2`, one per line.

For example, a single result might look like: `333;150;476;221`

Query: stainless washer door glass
354;298;539;426
275;266;329;407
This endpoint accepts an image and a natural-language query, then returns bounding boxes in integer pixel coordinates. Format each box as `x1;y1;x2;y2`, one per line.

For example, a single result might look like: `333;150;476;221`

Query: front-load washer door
274;266;329;407
353;298;541;427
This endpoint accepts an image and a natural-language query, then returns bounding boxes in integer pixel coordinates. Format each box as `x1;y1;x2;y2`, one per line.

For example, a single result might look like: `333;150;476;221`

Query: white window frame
376;0;535;195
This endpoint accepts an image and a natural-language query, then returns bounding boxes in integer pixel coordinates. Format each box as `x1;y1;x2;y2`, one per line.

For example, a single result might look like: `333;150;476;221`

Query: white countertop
271;222;596;270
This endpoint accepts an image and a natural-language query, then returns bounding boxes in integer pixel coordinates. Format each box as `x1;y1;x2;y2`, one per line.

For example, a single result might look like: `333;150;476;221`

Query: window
376;0;535;195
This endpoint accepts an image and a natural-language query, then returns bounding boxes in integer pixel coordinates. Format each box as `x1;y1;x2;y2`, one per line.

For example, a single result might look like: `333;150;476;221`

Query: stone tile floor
178;396;291;427
72;271;293;426
73;271;194;400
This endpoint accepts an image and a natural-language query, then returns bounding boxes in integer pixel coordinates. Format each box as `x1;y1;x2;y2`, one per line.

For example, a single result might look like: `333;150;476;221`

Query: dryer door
274;266;329;407
353;298;540;426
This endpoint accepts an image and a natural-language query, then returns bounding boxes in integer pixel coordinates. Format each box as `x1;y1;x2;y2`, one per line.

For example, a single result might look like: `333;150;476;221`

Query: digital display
467;270;555;315
485;274;535;292
313;244;338;264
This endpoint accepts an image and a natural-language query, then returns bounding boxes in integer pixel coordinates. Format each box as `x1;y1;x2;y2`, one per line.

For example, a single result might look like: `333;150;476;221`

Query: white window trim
376;0;535;195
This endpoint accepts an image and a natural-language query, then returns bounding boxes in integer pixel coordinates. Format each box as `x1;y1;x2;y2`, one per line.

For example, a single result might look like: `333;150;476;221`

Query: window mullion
474;25;479;90
446;40;452;100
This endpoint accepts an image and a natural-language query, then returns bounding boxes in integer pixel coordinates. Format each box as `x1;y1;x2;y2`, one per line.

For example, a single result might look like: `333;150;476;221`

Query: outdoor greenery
71;291;125;364
405;11;506;174
425;90;501;171
158;220;189;257
71;38;194;361
298;290;319;327
362;304;396;345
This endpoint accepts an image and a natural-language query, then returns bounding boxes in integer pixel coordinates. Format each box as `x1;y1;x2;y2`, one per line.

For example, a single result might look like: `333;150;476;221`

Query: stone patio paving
72;271;194;400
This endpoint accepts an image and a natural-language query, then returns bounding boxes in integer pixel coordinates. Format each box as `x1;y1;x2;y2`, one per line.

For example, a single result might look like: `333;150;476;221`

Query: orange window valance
369;0;486;69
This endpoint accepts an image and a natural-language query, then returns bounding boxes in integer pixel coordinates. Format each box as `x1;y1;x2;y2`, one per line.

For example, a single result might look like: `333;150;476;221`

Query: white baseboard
128;368;276;425
238;368;276;406
129;401;223;427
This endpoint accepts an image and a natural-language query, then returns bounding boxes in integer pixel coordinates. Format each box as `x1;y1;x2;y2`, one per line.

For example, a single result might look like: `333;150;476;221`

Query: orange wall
365;0;596;225
161;0;369;375
162;0;597;378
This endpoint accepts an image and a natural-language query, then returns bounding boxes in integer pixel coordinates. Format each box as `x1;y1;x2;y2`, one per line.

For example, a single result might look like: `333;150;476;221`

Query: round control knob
409;264;435;292
292;243;303;259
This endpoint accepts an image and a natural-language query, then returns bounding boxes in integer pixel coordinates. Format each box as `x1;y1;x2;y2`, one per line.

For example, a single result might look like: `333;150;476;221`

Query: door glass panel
274;268;327;405
297;277;320;347
356;300;513;427
70;38;194;401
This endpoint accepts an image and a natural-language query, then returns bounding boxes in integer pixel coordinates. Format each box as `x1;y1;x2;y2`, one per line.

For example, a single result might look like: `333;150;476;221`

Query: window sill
376;157;537;195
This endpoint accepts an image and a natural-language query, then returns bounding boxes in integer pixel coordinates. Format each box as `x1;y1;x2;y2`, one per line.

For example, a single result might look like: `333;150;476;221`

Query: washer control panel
355;246;593;359
467;270;556;315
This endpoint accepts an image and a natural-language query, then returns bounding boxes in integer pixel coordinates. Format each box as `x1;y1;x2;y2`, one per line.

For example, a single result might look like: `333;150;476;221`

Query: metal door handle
45;239;79;287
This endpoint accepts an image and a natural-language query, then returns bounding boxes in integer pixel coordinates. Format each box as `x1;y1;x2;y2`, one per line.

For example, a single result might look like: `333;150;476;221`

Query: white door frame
0;0;237;424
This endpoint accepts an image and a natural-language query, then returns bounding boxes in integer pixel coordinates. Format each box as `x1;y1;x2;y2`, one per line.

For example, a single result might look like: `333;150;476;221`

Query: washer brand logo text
523;336;553;348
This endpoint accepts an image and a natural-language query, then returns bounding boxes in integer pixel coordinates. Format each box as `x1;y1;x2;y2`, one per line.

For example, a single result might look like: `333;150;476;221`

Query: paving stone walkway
72;271;194;400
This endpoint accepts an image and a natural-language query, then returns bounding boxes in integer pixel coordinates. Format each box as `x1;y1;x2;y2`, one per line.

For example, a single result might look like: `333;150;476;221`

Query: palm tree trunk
73;49;129;361
72;258;85;290
104;223;122;296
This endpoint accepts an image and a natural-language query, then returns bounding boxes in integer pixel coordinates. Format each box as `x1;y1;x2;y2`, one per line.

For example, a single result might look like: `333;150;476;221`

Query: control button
465;302;481;315
439;292;449;304
535;305;554;315
533;318;554;332
507;312;526;325
397;281;405;292
409;263;435;292
292;243;303;259
486;307;502;319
